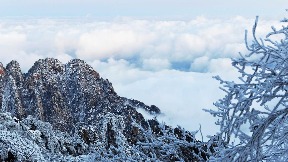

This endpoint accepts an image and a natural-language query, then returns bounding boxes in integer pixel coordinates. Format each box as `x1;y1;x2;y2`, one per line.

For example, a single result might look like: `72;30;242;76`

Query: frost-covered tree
205;16;288;161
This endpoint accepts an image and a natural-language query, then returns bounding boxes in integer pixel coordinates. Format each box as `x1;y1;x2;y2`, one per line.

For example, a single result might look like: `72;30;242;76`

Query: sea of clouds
0;16;283;140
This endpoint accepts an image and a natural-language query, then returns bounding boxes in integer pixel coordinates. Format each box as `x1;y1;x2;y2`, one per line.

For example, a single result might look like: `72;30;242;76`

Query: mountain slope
0;58;210;161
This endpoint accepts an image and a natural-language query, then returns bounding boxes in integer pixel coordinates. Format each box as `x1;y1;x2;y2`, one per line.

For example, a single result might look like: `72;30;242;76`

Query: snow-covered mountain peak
0;58;210;161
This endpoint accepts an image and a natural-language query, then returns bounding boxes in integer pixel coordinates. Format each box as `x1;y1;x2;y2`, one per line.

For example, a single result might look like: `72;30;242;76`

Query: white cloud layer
0;16;283;72
0;16;284;139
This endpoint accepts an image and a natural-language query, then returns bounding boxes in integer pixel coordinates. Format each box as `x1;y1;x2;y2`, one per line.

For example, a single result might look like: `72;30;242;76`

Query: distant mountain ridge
0;58;210;161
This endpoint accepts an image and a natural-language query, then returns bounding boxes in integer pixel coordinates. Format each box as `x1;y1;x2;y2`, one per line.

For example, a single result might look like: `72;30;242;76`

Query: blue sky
0;1;287;140
0;0;286;18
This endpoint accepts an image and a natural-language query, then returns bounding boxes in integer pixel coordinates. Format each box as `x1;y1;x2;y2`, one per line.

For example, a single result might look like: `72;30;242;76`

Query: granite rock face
0;58;209;161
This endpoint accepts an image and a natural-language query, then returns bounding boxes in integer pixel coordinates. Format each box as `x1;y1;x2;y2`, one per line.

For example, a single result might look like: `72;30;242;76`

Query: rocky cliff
0;58;211;161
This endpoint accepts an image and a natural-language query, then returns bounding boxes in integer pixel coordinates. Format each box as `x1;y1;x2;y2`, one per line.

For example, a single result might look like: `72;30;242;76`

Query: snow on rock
0;58;211;161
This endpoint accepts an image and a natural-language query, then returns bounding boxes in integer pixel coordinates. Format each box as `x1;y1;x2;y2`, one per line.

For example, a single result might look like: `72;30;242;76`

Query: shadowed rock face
0;58;209;161
1;58;154;131
0;63;5;109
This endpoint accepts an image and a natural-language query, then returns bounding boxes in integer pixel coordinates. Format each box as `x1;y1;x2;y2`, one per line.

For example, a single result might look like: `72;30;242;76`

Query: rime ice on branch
205;16;288;161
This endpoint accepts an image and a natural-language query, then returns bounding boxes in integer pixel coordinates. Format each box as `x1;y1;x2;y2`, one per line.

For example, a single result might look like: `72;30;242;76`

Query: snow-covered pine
205;16;288;161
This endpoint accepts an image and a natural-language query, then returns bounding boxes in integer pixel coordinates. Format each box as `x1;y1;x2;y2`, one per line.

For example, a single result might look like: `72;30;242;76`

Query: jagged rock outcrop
0;63;5;109
0;58;211;161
